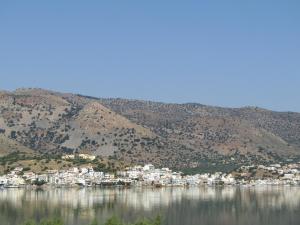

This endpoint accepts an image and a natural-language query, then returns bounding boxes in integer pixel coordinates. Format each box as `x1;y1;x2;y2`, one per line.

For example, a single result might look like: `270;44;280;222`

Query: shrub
32;179;47;186
22;216;161;225
10;130;17;139
23;167;31;171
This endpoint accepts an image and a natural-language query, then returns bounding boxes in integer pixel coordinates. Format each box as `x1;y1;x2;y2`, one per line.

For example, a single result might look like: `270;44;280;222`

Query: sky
0;1;299;112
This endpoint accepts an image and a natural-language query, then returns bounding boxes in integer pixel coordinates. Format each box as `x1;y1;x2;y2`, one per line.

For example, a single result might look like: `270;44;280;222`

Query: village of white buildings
1;154;300;188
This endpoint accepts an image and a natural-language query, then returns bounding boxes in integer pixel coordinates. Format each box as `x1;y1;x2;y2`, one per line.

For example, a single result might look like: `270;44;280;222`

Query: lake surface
1;186;300;225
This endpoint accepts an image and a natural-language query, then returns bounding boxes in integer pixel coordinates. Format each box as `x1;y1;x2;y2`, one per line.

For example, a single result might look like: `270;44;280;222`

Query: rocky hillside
0;88;300;170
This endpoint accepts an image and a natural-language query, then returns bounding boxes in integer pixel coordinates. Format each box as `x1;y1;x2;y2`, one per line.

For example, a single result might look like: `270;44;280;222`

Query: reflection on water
1;186;300;225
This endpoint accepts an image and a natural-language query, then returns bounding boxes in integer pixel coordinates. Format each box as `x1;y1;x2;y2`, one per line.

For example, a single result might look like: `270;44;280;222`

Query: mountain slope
0;88;300;170
98;98;300;166
0;134;34;156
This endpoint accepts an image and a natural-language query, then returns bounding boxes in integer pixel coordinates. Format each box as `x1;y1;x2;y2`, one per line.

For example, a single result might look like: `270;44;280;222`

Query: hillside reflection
1;186;300;225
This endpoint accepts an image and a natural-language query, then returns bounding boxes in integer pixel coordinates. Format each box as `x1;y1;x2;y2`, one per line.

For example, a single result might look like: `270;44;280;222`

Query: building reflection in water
1;186;300;225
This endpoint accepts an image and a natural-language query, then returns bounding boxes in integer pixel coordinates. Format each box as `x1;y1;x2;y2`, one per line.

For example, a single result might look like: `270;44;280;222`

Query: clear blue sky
0;1;299;112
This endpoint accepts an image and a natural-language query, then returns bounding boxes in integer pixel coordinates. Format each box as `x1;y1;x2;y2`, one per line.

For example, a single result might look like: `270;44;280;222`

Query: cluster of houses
236;163;300;185
62;154;96;161
1;162;300;188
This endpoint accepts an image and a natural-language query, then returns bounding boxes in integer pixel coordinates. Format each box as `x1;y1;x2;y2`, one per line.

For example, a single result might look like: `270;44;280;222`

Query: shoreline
2;181;300;190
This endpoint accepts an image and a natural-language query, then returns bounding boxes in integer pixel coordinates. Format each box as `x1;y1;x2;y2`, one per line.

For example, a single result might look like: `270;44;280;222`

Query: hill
0;88;300;172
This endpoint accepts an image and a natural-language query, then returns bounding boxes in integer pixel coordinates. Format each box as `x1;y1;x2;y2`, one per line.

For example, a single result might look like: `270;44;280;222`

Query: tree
32;179;47;186
10;130;17;139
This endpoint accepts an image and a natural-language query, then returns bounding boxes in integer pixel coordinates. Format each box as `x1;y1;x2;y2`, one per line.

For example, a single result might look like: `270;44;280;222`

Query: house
23;172;37;182
143;164;155;171
0;176;7;186
37;174;49;182
6;176;26;187
62;155;75;160
78;154;96;161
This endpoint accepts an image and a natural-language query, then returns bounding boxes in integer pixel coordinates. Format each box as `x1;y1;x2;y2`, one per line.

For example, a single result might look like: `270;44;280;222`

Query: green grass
22;216;161;225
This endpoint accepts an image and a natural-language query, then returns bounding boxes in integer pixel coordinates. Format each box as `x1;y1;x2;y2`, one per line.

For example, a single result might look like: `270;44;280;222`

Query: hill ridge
0;88;300;170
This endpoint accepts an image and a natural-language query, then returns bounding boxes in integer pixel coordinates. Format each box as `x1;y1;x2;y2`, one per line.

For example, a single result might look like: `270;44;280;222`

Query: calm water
1;186;300;225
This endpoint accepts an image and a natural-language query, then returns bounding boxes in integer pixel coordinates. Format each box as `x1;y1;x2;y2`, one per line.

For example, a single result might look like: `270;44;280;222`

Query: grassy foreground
23;216;161;225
